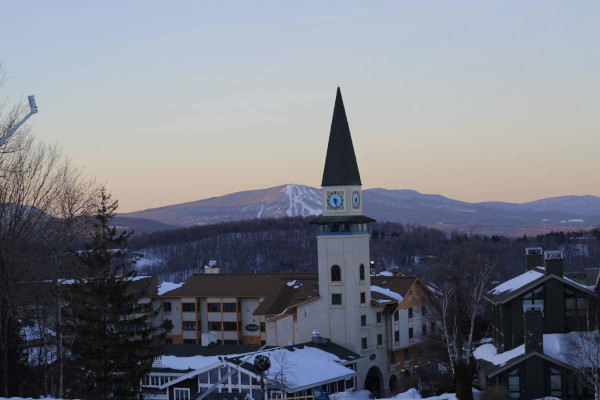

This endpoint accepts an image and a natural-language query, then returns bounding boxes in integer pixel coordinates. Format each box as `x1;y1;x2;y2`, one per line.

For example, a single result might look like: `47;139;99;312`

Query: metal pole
0;95;38;147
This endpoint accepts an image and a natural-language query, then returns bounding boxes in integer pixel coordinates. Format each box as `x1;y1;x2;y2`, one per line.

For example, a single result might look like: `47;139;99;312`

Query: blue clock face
327;191;344;210
352;192;360;208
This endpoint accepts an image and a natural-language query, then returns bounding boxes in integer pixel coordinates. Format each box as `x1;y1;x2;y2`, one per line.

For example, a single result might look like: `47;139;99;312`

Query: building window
361;315;367;327
224;339;238;345
174;387;191;400
394;311;399;321
565;288;588;328
377;334;383;346
182;321;196;331
550;368;562;397
376;312;382;324
182;303;195;312
422;305;426;316
183;339;196;344
360;292;366;304
409;328;414;339
361;337;367;349
422;324;427;335
163;302;172;312
222;303;237;313
522;286;544;310
508;368;520;399
165;338;173;344
208;321;222;331
223;322;237;331
332;293;342;305
207;303;221;313
408;307;413;318
394;330;399;342
331;265;341;282
260;322;266;332
403;349;409;360
359;264;365;281
390;352;396;364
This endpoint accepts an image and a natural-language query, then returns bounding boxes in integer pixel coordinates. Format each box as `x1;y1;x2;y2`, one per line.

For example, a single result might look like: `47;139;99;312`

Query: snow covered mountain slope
121;184;321;226
118;185;600;232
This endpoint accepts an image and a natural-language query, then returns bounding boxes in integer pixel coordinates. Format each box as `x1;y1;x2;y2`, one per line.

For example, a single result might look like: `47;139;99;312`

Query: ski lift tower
0;95;38;147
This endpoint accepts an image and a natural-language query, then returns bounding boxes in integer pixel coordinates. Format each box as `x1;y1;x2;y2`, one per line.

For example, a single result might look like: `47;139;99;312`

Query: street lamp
0;95;38;147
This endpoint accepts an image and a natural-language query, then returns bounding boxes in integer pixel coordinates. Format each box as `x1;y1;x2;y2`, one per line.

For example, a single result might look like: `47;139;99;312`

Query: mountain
118;184;600;234
120;184;321;226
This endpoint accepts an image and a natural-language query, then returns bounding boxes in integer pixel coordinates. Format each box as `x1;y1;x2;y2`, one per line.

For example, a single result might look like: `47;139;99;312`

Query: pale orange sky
2;1;599;212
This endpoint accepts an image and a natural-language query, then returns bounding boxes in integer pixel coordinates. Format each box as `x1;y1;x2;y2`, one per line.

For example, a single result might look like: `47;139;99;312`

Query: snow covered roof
157;281;183;295
485;267;597;305
474;333;583;377
158;341;360;393
228;343;358;391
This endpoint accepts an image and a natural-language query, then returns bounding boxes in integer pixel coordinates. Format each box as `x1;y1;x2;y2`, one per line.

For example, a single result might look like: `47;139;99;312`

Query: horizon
120;182;598;214
2;1;599;212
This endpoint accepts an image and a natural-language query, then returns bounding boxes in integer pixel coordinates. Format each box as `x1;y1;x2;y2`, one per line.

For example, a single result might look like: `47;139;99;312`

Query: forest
127;216;600;283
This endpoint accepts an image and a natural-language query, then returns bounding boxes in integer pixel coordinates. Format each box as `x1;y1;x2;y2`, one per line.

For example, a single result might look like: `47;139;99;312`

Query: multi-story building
144;88;435;399
474;248;599;399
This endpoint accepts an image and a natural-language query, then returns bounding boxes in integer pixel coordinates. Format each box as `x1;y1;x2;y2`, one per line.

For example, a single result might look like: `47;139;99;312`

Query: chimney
204;260;220;275
311;329;330;345
544;251;563;277
523;309;544;353
525;247;544;271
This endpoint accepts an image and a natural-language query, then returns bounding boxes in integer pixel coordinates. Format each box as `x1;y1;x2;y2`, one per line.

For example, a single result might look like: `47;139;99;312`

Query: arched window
331;265;341;282
359;264;365;281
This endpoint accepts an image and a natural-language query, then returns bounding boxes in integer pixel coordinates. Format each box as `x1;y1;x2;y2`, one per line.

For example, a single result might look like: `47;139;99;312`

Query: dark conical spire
321;87;362;187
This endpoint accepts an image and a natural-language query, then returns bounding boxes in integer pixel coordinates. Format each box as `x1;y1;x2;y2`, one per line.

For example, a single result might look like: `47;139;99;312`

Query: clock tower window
331;265;341;282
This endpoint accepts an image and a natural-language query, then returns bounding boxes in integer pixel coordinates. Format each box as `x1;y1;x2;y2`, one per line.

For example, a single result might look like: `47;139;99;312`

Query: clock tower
311;87;375;354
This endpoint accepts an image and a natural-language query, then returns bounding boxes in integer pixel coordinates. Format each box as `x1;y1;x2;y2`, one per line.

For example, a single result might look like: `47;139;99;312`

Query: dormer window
331;265;341;282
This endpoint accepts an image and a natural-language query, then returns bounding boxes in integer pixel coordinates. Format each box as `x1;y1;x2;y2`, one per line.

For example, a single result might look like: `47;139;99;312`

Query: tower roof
321;87;362;187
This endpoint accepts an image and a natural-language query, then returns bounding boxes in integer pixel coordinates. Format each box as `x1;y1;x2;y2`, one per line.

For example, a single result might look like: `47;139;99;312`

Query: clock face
326;191;344;211
352;191;360;209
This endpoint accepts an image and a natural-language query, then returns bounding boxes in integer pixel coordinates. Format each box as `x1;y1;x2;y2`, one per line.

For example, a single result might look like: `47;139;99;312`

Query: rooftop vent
311;329;330;345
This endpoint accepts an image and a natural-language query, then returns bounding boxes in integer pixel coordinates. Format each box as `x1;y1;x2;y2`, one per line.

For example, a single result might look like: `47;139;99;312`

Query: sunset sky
1;1;599;212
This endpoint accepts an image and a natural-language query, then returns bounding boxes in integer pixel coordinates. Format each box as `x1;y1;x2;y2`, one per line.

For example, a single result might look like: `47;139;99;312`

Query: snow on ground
331;388;480;400
370;285;404;303
488;270;543;295
0;397;77;400
157;281;184;295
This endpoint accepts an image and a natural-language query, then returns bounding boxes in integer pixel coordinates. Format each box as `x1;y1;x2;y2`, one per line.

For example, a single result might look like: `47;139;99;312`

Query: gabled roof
158;341;360;393
474;333;580;377
321;88;362;187
485;267;597;305
160;273;319;317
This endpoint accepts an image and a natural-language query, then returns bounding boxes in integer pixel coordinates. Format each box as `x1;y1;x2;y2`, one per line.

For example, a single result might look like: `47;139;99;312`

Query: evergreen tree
65;189;164;400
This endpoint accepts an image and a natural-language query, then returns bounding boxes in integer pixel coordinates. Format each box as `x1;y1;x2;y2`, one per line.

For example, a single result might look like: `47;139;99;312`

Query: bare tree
0;139;63;396
424;241;495;400
567;312;600;400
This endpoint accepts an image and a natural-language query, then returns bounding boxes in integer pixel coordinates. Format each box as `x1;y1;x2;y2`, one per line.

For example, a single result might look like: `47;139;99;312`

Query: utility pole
0;95;38;146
